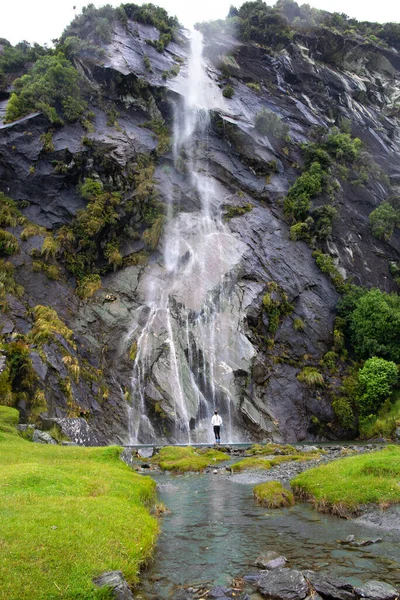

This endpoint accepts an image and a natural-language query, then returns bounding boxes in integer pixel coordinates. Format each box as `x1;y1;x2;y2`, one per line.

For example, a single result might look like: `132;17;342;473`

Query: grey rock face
93;570;133;600
32;430;57;444
52;418;101;446
354;580;398;600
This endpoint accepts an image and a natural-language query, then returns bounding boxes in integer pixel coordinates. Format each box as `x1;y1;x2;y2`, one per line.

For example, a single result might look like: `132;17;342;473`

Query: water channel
136;461;400;599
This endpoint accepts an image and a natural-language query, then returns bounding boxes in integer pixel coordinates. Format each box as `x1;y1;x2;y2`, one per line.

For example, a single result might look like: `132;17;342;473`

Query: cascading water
127;30;254;444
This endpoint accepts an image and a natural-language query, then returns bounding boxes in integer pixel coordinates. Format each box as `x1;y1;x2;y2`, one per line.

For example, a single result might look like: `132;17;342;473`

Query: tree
369;202;399;240
357;357;398;416
349;289;400;362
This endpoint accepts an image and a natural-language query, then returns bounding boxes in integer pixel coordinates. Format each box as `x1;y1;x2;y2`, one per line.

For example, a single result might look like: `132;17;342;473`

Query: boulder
93;571;133;600
354;580;398;600
257;568;308;600
255;551;288;570
304;571;356;600
32;430;57;444
137;447;154;459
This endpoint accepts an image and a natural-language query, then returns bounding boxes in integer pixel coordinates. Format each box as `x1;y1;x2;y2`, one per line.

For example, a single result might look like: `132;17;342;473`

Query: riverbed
136;465;400;599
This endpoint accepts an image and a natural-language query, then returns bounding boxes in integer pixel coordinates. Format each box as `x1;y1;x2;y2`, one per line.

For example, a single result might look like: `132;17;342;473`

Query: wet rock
208;586;235;598
354;580;398;600
49;418;101;446
257;568;308;600
255;551;287;570
137;447;154;459
32;429;57;444
338;535;382;546
93;570;133;600
353;505;400;532
304;571;356;600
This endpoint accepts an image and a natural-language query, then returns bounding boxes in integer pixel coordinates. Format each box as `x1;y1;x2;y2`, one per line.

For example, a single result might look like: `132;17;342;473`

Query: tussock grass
0;407;158;600
253;481;295;508
152;446;227;472
292;445;400;517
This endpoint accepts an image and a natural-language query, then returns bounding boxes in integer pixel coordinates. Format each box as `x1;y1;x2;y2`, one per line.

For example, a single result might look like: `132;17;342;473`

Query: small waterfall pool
136;467;400;599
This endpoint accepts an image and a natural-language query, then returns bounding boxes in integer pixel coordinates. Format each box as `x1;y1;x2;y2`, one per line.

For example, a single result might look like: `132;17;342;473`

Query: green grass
0;407;158;600
253;481;295;508
291;445;400;517
151;446;227;472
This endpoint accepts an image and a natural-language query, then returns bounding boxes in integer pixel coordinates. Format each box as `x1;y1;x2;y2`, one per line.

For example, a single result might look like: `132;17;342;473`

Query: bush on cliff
5;53;86;124
369;202;399;240
0;406;158;600
357;357;398;417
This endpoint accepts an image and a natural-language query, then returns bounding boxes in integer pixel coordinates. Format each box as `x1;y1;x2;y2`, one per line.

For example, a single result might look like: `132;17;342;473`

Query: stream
136;464;400;599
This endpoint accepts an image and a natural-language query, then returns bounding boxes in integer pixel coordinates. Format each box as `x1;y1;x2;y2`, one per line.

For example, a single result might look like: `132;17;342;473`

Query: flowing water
137;468;400;599
127;31;254;445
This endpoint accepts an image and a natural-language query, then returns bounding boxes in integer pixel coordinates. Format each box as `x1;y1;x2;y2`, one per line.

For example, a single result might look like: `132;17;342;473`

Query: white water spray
127;31;254;444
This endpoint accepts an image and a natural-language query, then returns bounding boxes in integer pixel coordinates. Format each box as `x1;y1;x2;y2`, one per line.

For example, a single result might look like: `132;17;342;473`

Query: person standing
211;410;222;444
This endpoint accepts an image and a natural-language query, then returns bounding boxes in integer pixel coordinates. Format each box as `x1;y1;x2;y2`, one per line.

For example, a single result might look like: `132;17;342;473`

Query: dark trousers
213;425;220;441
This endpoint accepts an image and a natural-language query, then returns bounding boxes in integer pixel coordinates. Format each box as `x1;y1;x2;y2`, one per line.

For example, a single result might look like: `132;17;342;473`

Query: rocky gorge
0;1;399;446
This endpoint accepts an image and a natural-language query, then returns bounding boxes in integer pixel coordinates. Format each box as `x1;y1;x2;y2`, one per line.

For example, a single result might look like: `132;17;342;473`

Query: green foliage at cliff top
5;52;86;124
151;446;227;472
197;0;400;51
292;445;400;515
0;407;158;600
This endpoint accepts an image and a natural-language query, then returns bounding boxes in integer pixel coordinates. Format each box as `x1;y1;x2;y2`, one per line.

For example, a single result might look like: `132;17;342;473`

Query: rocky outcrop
0;12;399;444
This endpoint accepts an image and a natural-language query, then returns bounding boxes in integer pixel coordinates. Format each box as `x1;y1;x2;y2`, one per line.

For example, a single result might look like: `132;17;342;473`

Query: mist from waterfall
127;30;254;444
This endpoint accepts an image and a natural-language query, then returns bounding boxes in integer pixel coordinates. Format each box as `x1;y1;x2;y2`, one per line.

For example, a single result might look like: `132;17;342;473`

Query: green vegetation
246;82;260;91
292;445;400;516
223;203;253;219
0;406;158;599
253;481;294;508
152;446;227;472
343;288;400;363
369;202;399;240
222;84;234;98
357;357;398;416
262;281;293;336
254;108;288;140
358;391;400;439
5;53;87;124
197;1;400;54
231;452;319;472
297;366;324;388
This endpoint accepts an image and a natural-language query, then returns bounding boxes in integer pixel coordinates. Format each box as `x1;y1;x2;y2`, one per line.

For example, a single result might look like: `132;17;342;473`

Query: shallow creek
137;464;400;599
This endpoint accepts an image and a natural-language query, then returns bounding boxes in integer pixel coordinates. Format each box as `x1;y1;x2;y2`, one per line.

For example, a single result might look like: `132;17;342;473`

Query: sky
1;0;399;46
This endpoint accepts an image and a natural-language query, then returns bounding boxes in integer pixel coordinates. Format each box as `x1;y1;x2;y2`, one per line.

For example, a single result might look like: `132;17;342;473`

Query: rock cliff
0;2;399;444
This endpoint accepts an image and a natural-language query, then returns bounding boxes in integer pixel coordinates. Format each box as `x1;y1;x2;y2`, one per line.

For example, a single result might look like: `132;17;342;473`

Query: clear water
137;469;400;598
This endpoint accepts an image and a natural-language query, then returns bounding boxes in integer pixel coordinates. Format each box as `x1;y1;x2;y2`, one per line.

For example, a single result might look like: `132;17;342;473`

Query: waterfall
127;30;254;444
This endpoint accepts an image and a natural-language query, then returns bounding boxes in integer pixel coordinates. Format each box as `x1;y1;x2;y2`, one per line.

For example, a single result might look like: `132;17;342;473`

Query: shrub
246;82;260;91
222;85;234;98
349;289;400;362
262;281;293;335
293;317;305;331
297;367;324;387
76;274;101;299
325;129;362;162
284;162;323;222
332;396;354;429
255;108;289;140
0;230;19;256
369;202;399;240
5;53;86;124
29;305;75;348
357;357;398;416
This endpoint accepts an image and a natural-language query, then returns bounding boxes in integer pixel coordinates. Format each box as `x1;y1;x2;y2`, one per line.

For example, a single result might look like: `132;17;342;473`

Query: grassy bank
151;446;228;472
0;407;158;600
291;445;400;517
253;481;295;508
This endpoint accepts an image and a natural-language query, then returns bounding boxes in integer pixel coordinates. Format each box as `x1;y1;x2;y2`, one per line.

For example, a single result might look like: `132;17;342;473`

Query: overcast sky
1;0;399;46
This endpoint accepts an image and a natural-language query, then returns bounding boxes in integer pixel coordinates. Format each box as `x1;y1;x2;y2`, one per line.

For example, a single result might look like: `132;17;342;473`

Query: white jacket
211;414;222;426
